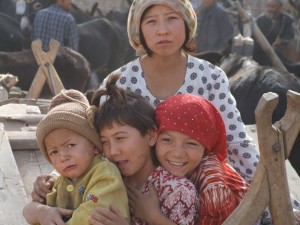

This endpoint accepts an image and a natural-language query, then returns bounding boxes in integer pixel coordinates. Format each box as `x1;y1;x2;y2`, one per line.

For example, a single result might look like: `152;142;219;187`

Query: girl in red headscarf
154;93;249;225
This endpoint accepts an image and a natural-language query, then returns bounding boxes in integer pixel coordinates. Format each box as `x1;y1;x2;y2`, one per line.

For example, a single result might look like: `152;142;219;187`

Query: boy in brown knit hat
23;89;130;225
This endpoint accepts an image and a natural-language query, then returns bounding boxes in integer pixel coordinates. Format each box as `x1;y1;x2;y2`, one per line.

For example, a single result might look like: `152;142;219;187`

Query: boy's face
156;130;205;177
99;123;157;178
44;128;99;180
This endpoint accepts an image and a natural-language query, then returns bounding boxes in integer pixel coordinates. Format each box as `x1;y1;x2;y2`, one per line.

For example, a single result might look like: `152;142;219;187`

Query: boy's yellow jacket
46;155;130;224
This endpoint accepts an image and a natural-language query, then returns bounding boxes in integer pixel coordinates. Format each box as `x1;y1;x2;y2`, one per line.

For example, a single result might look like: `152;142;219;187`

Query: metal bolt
272;143;281;152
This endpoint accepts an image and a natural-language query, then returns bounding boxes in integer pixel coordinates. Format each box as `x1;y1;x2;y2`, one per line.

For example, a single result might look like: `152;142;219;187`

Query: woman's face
156;130;205;177
100;123;157;178
140;4;186;57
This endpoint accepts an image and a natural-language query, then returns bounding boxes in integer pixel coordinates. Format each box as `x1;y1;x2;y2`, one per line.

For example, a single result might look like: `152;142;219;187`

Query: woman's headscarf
127;0;197;56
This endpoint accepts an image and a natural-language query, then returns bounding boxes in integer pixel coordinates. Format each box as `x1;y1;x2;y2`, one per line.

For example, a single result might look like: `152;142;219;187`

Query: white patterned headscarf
127;0;197;56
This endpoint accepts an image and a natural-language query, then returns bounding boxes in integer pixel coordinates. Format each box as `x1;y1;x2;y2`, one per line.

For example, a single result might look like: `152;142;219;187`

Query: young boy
23;89;130;225
89;74;199;225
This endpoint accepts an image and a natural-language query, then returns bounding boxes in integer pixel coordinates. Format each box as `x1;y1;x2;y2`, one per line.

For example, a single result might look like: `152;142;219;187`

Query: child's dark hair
91;73;157;137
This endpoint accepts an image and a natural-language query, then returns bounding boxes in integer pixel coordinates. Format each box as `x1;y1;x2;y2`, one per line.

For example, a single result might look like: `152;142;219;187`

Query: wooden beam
6;131;38;150
0;124;28;225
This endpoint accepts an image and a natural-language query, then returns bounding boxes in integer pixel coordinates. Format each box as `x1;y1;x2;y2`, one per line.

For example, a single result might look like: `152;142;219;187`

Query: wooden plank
254;92;296;225
224;91;300;225
13;150;54;200
0;103;42;131
27;39;63;99
246;124;300;202
0;124;28;225
0;98;50;114
7;131;38;150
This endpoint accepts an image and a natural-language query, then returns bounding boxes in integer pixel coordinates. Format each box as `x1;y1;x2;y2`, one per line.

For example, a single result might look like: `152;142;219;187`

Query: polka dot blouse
102;55;259;183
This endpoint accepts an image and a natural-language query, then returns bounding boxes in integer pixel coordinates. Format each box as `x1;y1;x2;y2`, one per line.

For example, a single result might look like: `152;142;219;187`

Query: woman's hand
32;175;55;203
89;204;129;225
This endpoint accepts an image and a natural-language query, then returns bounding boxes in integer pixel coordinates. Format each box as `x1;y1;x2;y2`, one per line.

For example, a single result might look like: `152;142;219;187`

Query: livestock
0;47;90;98
0;0;17;18
0;12;24;52
78;17;135;84
252;44;300;77
220;54;300;176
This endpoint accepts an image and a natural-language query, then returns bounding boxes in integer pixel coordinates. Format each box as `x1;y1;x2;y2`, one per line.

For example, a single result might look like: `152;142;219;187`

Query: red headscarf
155;94;227;162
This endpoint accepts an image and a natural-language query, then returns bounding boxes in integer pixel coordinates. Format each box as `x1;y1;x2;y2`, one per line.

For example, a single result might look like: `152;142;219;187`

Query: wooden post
26;39;64;100
0;124;28;225
223;90;300;225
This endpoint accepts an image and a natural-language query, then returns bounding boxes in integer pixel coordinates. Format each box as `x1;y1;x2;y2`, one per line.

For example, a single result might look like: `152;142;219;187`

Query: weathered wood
246;124;300;202
26;39;64;100
274;91;300;157
0;114;44;125
0;124;28;225
14;150;54;199
255;92;295;224
224;90;300;225
0;103;42;131
7;131;38;150
0;98;50;109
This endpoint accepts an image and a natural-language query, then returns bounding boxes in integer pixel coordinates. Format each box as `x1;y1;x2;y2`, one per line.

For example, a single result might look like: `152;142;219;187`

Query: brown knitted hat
36;89;102;163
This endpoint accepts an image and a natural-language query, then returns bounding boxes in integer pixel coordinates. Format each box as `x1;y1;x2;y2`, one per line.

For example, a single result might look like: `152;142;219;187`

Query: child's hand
89;204;129;225
38;206;72;225
32;175;55;203
127;182;161;223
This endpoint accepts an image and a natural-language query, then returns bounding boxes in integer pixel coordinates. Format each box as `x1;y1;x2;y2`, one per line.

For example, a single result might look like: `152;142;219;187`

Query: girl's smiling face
156;130;205;177
140;4;186;57
45;128;99;180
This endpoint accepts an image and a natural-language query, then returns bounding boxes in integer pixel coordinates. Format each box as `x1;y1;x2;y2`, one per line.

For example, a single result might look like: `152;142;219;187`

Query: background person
254;0;297;65
194;0;234;53
32;0;79;51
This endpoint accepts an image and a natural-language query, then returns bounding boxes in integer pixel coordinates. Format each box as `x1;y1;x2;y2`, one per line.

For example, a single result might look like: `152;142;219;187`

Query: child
22;89;130;225
155;93;250;225
89;74;199;225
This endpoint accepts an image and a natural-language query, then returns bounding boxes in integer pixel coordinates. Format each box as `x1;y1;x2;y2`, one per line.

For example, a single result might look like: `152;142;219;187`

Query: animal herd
0;0;300;176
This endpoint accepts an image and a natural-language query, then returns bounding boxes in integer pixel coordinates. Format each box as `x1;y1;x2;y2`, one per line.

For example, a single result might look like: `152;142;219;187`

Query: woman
100;0;259;183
